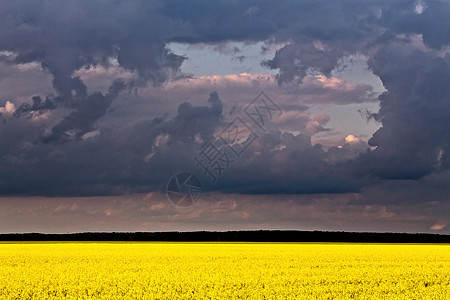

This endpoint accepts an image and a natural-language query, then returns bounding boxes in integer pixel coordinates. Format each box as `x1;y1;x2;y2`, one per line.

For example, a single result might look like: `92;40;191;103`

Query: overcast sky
0;0;449;234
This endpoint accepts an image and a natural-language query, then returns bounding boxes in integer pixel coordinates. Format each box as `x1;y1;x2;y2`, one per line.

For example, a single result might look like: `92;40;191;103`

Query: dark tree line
1;231;449;243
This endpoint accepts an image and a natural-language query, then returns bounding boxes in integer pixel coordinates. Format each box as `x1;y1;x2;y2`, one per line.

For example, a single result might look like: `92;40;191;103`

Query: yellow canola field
0;242;449;299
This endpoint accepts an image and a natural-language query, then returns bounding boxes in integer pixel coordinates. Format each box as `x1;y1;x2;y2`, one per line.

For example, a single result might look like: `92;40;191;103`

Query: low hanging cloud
0;0;449;212
1;191;447;233
357;42;450;180
0;87;368;196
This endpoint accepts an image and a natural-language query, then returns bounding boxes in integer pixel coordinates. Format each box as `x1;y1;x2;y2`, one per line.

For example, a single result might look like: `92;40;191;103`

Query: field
0;243;449;299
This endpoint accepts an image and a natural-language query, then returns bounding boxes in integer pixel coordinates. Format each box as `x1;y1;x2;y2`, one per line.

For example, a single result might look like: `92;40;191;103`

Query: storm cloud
0;0;449;233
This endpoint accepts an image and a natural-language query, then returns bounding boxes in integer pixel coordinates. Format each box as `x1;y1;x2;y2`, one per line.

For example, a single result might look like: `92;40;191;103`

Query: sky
0;0;449;234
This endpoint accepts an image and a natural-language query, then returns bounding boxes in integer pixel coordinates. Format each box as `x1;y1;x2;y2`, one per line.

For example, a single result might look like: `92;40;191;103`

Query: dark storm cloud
357;45;450;179
13;96;56;119
0;1;186;87
208;131;366;194
168;0;450;178
162;0;394;82
158;0;450;188
41;80;127;143
159;91;223;144
0;0;186;143
0;0;450;201
0;92;224;196
389;0;450;49
160;0;276;43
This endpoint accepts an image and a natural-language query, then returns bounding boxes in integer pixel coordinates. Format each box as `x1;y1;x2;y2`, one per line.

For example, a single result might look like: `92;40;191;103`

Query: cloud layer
0;0;449;232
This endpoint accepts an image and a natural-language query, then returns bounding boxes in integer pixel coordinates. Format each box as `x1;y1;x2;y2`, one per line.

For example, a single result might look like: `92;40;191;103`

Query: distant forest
1;231;449;243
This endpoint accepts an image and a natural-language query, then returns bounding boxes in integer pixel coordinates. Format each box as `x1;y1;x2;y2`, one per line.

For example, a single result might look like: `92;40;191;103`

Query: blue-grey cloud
0;0;186;143
0;0;449;207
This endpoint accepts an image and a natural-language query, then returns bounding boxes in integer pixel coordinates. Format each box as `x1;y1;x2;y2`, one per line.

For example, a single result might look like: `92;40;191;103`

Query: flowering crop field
0;242;449;299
